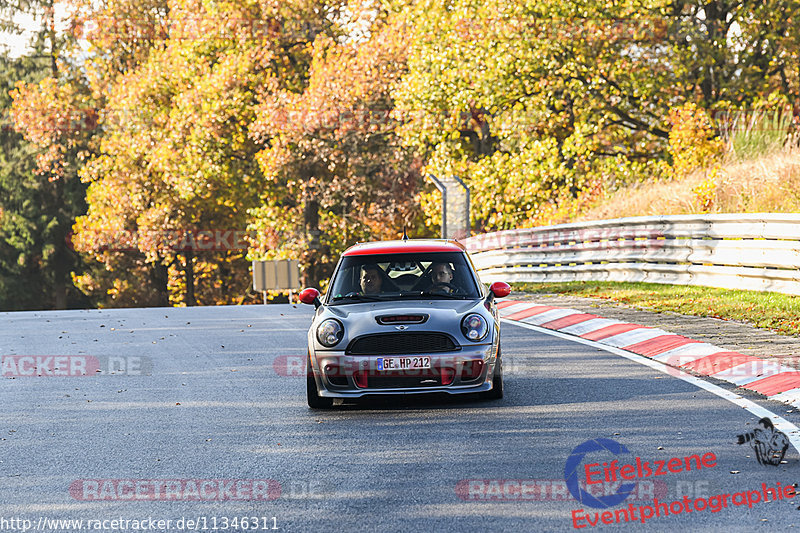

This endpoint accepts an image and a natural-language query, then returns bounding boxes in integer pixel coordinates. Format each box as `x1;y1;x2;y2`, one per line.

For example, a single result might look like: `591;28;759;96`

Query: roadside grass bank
510;281;800;337
578;147;800;221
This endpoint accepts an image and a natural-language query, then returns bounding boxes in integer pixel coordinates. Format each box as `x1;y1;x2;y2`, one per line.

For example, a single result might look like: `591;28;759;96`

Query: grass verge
510;281;800;336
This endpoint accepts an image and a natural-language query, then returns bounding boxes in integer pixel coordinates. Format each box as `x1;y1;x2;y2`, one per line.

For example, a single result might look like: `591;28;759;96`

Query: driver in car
428;262;457;294
360;264;383;294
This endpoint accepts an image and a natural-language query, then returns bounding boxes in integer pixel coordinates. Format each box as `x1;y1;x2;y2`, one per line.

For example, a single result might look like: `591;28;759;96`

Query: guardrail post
427;174;447;238
428;174;470;239
452;174;471;238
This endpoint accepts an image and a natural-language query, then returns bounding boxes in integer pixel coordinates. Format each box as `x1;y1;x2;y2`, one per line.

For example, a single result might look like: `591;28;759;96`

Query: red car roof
342;239;467;257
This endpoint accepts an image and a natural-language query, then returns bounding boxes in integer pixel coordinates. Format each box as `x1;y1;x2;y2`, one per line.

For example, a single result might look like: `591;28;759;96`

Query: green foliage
0;53;48;309
394;0;678;232
0;23;91;310
395;0;800;232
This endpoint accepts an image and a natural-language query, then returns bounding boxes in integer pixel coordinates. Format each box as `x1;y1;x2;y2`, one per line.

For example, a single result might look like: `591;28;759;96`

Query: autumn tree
72;0;346;304
248;1;426;287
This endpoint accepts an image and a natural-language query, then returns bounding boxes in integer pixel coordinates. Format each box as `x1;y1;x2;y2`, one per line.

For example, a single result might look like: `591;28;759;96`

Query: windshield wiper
332;292;385;302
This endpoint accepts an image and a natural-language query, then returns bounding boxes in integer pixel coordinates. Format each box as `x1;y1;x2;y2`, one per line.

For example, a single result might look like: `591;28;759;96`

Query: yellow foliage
668;103;723;179
692;164;722;213
525;179;605;227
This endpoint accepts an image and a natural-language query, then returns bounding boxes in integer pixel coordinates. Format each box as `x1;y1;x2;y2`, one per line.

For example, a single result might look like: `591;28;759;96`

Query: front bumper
309;345;496;398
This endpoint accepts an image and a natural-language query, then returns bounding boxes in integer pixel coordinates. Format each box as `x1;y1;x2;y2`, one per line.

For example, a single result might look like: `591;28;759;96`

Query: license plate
376;356;431;371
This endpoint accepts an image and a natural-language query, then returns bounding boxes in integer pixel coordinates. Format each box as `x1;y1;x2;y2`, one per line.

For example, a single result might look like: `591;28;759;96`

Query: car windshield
328;252;482;303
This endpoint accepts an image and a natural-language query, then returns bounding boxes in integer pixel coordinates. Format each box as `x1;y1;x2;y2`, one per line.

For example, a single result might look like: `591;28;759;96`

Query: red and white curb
498;300;800;406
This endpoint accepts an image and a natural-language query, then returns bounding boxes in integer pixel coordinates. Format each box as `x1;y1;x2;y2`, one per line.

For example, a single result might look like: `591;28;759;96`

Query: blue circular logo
564;438;636;508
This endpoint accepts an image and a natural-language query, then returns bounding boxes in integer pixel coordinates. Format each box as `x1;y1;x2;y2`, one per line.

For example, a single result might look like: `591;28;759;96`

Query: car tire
307;357;334;409
483;348;503;400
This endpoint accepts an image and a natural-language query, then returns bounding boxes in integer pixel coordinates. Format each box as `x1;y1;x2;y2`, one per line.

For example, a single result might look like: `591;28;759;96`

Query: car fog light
461;360;485;381
441;368;456;385
354;370;368;388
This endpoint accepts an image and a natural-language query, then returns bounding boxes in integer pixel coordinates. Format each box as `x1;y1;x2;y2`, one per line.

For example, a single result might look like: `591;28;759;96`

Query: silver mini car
299;239;510;408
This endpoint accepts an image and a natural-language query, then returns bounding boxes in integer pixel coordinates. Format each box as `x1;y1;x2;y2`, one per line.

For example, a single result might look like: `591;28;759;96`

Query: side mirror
489;281;511;298
298;287;322;308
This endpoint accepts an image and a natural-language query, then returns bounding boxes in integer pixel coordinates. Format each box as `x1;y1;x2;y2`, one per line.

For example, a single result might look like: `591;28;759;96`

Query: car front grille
366;375;443;389
346;333;458;355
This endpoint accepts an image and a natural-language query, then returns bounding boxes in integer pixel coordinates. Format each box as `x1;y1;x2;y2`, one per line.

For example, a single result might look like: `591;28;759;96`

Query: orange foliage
249;9;425;264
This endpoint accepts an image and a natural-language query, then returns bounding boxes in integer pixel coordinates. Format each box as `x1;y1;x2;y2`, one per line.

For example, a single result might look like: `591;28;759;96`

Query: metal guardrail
464;214;800;295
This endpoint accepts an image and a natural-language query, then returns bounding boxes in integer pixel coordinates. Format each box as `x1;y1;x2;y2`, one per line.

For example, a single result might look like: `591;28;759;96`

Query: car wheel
483;349;503;400
307;357;334;409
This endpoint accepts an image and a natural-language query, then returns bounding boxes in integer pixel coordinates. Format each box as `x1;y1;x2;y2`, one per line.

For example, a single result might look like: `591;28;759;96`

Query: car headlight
461;313;488;341
316;319;344;347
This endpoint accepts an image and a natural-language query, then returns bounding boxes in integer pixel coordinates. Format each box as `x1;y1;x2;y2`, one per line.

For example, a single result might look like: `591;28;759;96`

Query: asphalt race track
2;305;800;532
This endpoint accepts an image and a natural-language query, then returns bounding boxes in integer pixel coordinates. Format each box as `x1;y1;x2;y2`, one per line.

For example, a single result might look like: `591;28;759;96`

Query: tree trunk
149;262;170;306
302;189;323;288
184;251;197;306
48;0;67;309
47;0;57;78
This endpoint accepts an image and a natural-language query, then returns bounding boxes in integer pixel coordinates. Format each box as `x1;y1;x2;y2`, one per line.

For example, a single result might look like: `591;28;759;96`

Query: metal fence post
427;174;447;239
452;174;471;238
